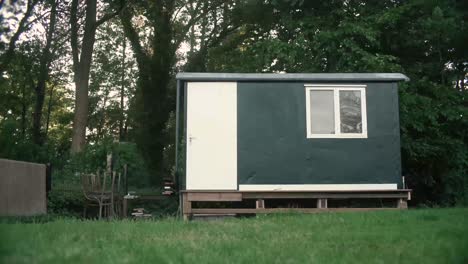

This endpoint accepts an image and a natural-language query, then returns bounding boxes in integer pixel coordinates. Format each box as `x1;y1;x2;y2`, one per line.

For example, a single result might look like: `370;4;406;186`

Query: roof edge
176;72;410;82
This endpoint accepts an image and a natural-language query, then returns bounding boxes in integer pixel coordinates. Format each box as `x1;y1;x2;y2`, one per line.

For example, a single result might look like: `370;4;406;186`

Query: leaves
0;0;466;205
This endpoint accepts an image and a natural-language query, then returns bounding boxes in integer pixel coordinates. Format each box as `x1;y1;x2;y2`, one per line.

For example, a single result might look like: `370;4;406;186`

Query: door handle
189;136;196;143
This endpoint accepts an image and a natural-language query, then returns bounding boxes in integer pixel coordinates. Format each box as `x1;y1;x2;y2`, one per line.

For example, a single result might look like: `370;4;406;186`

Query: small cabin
174;73;411;218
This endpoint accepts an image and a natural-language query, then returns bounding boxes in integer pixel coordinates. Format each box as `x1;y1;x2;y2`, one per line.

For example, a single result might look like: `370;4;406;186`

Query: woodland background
0;0;466;210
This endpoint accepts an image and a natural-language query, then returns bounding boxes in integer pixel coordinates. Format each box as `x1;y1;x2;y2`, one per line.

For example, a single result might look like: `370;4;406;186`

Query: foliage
51;139;152;188
1;209;468;263
203;0;468;205
48;139;154;216
400;80;468;205
87;18;137;144
47;189;83;217
0;0;466;208
0;40;73;165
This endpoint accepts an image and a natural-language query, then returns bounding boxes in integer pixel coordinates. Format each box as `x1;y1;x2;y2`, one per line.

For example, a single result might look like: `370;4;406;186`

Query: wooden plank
182;193;192;220
317;198;328;208
191;208;401;214
187;192;242;202
242;192;409;199
122;199;128;218
181;189;412;193
256;199;265;209
397;199;408;209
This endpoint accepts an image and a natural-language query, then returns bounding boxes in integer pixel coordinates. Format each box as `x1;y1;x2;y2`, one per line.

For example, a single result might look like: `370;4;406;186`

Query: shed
174;73;411;217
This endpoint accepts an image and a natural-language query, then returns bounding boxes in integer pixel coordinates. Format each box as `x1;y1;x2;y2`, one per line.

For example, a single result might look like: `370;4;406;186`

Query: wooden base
191;207;400;214
317;198;328;209
181;189;411;220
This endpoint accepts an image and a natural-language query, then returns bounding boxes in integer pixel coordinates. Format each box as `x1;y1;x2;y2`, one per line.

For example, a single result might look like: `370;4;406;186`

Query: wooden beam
122;198;128;218
256;199;265;209
187;192;242;202
182;193;192;220
397;199;408;209
181;189;412;193
191;208;401;214
317;198;328;208
242;192;409;199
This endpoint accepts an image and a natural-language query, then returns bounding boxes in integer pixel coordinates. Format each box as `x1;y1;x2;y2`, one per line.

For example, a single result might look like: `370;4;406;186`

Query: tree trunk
120;1;175;179
70;0;98;153
44;85;54;139
71;78;91;152
70;0;121;153
119;36;126;141
33;0;57;146
96;91;109;140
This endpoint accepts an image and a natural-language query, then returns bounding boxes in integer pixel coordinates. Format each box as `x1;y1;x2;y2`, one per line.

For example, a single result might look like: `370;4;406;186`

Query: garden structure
174;73;412;219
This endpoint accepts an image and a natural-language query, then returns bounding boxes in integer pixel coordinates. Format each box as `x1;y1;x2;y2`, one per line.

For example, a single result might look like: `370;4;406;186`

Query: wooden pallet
181;189;411;220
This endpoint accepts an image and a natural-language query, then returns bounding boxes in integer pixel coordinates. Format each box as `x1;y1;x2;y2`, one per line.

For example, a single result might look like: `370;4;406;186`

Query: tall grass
1;208;467;263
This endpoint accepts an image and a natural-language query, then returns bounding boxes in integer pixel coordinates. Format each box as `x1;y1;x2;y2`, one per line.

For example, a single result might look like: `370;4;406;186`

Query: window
305;84;367;138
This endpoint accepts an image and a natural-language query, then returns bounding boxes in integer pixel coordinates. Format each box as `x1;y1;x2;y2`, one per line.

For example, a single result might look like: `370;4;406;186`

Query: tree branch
174;1;224;48
95;1;127;29
0;0;40;73
119;5;148;68
70;0;80;77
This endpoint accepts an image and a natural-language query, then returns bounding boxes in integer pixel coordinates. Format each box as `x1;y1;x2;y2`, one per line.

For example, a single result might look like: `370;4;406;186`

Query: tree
69;0;124;153
119;0;263;179
86;18;136;144
32;0;58;145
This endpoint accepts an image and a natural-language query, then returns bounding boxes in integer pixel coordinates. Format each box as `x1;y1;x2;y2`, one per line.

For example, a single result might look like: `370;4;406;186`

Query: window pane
310;90;335;134
339;90;362;133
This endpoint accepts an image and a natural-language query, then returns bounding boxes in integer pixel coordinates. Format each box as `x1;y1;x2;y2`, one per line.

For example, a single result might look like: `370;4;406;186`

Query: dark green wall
237;82;402;186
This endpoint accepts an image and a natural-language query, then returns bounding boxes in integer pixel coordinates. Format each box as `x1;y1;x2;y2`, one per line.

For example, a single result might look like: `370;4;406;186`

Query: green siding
237;82;402;186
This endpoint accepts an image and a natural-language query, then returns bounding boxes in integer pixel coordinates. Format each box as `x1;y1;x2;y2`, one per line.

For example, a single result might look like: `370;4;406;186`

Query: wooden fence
0;159;47;216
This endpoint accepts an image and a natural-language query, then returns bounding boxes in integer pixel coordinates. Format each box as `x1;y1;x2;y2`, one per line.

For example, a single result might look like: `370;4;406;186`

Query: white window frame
305;84;367;139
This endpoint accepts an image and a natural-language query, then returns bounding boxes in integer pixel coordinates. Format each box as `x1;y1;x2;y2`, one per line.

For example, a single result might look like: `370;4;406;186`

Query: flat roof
176;72;410;82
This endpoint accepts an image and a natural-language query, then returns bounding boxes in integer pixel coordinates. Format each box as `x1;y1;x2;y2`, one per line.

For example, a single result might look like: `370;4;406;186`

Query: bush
47;189;83;217
47;139;171;218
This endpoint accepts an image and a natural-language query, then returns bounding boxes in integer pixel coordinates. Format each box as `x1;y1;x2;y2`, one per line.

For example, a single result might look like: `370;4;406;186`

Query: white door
186;82;237;190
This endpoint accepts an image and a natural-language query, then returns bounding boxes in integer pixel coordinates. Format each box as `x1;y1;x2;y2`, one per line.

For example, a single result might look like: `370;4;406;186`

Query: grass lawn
1;208;467;263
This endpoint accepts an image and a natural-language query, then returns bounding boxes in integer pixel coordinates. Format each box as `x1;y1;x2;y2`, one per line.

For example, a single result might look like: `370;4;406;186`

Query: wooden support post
123;198;128;218
256;199;265;209
182;193;192;221
397;198;408;209
317;198;328;209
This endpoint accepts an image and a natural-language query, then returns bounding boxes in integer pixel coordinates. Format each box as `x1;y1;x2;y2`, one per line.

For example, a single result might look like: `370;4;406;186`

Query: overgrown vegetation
0;0;467;209
1;209;468;263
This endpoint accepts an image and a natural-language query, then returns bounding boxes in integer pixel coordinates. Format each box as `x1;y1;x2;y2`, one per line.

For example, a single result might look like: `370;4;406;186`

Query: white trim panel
186;82;237;190
305;84;368;139
239;184;398;191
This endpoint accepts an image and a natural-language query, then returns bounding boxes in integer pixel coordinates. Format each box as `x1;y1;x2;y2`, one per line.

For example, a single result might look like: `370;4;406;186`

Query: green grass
1;208;467;263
